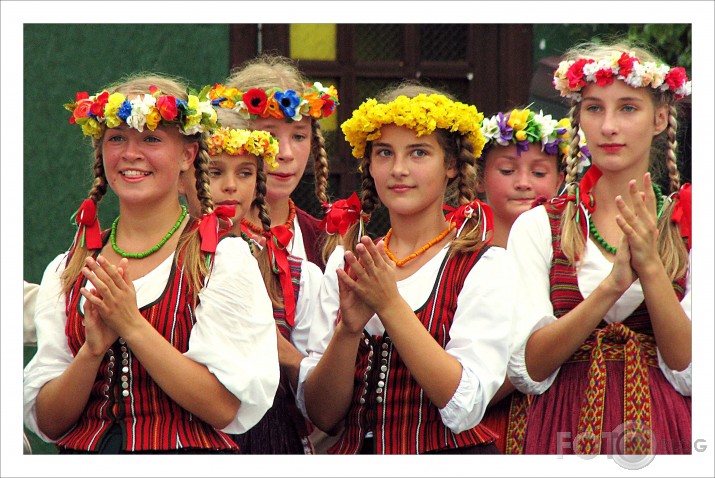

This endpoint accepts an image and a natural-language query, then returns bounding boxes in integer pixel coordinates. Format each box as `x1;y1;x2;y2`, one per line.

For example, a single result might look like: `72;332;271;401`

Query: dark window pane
420;25;467;61
356;24;403;62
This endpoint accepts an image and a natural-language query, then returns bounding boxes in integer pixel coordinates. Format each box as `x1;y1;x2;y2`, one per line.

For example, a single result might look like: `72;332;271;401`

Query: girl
507;42;692;455
477;107;569;454
181;109;323;453
300;83;514;454
23;75;280;453
212;54;339;271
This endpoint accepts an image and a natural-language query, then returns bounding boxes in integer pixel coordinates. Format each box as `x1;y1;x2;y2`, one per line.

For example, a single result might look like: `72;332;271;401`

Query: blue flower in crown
274;90;301;120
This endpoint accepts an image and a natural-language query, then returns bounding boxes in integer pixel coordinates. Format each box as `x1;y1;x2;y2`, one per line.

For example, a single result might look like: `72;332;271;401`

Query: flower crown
341;93;486;160
206;127;279;170
65;85;219;139
209;82;339;122
553;51;692;101
481;108;571;161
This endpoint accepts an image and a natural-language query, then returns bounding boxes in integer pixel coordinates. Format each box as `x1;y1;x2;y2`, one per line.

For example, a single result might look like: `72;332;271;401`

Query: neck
489;215;511;248
387;210;452;251
117;199;183;236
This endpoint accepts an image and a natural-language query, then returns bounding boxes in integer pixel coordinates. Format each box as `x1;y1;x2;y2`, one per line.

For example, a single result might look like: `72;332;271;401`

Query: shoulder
295;207;321;227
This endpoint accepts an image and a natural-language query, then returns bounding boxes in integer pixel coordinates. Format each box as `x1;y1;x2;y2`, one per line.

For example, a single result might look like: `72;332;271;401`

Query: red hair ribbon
444;198;494;238
198;205;236;253
549;165;602;238
265;224;296;326
670;183;692;250
72;199;102;250
319;192;362;237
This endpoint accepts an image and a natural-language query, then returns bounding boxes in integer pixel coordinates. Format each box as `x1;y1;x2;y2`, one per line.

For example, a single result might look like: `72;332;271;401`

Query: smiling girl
506;42;692;455
23;75;280;453
300;83;514;454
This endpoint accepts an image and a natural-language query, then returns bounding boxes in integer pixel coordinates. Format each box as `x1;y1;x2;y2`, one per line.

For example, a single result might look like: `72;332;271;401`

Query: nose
601;109;619;137
277;138;294;163
390;154;409;176
122;137;144;160
514;169;532;190
221;174;237;193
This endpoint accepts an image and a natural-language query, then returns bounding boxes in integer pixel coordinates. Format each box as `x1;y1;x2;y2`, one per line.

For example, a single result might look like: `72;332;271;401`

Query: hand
79;256;144;338
615;173;662;276
603;232;637;295
338;236;401;317
336;256;375;336
276;327;304;367
82;288;119;357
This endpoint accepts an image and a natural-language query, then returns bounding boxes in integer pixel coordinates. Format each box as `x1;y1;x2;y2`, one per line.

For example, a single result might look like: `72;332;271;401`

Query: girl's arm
616;176;691;371
303;260;374;432
338;238;462;409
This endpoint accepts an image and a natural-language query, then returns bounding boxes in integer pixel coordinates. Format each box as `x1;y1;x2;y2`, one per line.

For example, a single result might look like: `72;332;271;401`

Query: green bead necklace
110;205;188;259
589;184;664;254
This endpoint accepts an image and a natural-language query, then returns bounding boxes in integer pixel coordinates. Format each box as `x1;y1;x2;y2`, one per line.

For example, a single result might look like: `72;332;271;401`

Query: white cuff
507;315;559;395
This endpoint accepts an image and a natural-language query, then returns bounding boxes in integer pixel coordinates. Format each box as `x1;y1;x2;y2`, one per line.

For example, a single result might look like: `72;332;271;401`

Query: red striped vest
329;247;498;454
57;219;238;452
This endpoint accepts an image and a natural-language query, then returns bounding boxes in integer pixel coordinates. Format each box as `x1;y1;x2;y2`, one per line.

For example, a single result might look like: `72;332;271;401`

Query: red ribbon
548;165;602;238
198;205;236;253
444;199;494;235
319;192;362;237
265;224;296;327
74;199;102;250
670;183;692;250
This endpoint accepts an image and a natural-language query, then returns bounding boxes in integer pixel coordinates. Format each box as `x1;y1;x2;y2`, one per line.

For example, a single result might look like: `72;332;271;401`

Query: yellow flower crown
206;127;279;171
341;93;486;160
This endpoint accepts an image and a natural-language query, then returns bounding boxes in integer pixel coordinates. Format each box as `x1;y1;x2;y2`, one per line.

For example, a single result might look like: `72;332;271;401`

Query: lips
120;169;151;177
389;184;414;192
268;172;293;182
599;144;624;153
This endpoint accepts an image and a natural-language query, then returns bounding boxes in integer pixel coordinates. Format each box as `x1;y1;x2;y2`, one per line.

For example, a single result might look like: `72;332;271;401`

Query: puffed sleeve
23;254;74;442
657;251;692;395
183;237;279;434
295;245;343;417
438;247;513;433
505;207;560;395
291;260;323;356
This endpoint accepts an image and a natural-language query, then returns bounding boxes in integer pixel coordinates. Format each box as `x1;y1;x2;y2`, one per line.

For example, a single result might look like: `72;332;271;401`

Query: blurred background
23;23;692;454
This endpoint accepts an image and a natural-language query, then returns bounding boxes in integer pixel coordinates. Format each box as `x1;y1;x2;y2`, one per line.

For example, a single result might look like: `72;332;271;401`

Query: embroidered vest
329;247;498;454
57;218;238;452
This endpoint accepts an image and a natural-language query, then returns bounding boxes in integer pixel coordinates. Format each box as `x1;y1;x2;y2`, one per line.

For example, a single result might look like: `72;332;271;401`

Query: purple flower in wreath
496;112;513;145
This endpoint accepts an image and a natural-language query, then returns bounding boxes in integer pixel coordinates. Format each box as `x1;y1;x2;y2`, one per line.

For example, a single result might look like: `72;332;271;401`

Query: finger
97;255;127;289
354;242;376;271
642;173;657;217
627;179;650;220
336;267;359;294
615;214;637;241
361;236;385;266
84;257;113;291
615;195;639;227
374;240;394;269
343;251;366;281
79;287;106;313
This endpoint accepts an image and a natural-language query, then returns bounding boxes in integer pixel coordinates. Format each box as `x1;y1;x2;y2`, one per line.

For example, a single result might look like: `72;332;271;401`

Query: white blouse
505;206;692;396
23;236;280;441
297;243;515;434
291;259;323;356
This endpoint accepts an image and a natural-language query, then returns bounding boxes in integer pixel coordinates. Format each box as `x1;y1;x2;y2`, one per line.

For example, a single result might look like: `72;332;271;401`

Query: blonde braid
254;166;272;233
61;148;109;295
560;104;586;266
176;138;215;301
665;104;681;194
312;120;330;205
340;158;380;255
450;135;488;255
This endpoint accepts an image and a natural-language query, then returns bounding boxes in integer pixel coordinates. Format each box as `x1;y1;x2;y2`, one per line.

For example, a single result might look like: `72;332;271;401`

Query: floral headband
209;82;339;122
341;93;486;160
553;51;692;101
206;127;279;171
481;108;571;161
65;85;219;139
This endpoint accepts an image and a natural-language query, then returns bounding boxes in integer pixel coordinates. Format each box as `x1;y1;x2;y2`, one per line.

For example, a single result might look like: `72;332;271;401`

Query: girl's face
578;79;668;176
369;124;457;218
102;125;196;207
478;144;563;228
207;154;259;224
250;116;312;203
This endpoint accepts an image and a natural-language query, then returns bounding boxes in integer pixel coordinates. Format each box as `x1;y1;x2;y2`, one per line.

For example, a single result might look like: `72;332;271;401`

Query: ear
446;164;458;180
181;142;200;173
653;103;669;136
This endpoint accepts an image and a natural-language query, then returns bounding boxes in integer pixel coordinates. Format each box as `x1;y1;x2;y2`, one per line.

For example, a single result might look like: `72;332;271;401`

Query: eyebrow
581;96;646;102
372;141;434;148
